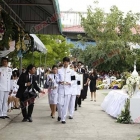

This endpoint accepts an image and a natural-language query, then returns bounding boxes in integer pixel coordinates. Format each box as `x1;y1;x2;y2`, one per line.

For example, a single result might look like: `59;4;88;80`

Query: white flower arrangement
126;75;140;97
126;76;139;85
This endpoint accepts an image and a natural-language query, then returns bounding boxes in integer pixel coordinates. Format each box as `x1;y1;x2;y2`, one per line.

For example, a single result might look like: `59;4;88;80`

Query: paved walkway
0;90;140;140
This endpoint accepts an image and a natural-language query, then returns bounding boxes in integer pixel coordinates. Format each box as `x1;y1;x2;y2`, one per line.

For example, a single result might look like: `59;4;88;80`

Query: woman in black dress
89;71;98;101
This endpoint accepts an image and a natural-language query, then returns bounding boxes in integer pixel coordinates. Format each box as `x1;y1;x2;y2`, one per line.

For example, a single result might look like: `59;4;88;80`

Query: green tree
9;35;74;68
80;2;140;71
70;47;84;62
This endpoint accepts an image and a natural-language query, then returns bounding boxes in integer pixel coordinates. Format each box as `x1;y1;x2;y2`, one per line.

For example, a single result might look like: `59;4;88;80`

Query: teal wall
66;38;96;50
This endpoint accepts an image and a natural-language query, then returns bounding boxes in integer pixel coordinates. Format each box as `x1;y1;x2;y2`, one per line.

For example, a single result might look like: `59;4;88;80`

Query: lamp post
130;43;138;76
45;53;47;69
19;32;23;75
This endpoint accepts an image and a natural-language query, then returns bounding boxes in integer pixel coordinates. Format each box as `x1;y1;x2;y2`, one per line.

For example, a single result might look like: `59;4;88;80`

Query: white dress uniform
57;66;74;122
47;74;58;104
69;71;81;118
0;66;12;117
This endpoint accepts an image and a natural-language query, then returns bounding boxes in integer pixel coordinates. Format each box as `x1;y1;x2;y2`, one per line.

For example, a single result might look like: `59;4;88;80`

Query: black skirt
89;83;96;92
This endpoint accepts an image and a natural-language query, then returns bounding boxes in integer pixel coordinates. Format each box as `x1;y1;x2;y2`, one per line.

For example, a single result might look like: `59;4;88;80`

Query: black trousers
20;97;35;119
75;96;79;109
78;94;81;105
75;91;82;109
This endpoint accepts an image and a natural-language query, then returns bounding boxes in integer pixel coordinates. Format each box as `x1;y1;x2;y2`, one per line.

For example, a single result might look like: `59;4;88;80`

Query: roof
131;26;140;34
63;25;85;33
1;0;62;35
63;25;140;35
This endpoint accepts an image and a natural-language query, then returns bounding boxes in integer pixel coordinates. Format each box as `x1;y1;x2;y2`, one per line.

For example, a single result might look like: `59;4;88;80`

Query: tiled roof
131;26;140;34
62;25;140;34
62;25;85;33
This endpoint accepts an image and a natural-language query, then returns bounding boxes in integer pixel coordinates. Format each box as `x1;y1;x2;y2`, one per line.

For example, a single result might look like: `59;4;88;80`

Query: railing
0;0;25;28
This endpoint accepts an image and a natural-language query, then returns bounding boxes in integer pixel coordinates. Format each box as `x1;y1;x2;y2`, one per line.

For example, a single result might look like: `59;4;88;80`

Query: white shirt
71;71;81;95
37;68;44;75
11;79;19;93
78;68;81;73
47;74;58;93
36;67;40;75
0;67;12;91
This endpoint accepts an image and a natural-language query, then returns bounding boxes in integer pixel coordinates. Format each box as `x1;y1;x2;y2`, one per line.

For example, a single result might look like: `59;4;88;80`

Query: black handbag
23;88;30;98
29;91;37;98
23;75;37;98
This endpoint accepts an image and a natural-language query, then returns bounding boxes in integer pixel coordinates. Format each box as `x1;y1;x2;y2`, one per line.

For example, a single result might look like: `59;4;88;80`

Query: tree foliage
79;2;140;71
9;35;74;68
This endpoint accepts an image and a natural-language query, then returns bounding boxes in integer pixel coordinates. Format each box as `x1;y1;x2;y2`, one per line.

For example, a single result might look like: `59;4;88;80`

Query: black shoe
14;107;20;109
75;108;77;111
22;118;27;122
69;116;73;119
57;117;61;121
28;117;33;122
79;105;81;107
51;113;52;117
0;116;5;119
52;116;55;119
4;116;10;119
61;121;66;124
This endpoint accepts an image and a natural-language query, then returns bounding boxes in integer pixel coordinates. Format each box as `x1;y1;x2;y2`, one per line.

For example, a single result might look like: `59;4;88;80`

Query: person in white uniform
47;65;58;118
8;70;19;111
57;57;74;124
68;65;81;119
11;70;19;109
0;57;12;119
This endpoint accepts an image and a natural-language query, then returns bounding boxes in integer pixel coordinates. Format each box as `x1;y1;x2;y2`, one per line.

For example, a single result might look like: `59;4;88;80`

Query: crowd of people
0;56;101;124
43;58;98;123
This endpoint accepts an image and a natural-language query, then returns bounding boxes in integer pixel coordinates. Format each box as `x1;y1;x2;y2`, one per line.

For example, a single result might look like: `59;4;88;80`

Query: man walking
57;57;74;124
76;61;85;108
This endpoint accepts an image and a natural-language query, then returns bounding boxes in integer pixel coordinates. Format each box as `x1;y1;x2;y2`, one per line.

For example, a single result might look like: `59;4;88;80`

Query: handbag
28;84;37;98
44;80;49;89
23;88;30;98
29;91;37;98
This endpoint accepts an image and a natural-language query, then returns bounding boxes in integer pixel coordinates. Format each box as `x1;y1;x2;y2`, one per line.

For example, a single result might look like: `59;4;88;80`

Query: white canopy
30;34;47;54
0;34;47;57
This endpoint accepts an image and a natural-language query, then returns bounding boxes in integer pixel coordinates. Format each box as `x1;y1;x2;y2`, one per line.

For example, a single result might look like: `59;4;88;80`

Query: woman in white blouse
47;65;58;118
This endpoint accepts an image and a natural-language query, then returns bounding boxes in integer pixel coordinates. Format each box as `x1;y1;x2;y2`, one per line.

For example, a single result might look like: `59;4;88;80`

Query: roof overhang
1;0;62;35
